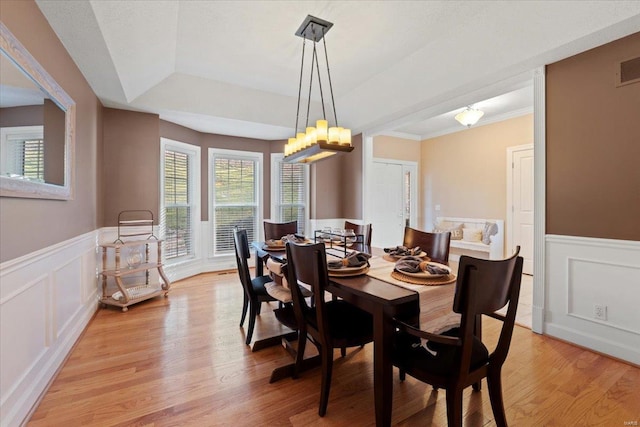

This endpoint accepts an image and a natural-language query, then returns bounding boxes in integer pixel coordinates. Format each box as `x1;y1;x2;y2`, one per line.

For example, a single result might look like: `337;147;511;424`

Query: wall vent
616;56;640;87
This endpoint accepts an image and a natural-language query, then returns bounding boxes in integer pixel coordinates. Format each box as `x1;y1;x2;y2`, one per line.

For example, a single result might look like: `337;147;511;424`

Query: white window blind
212;154;260;254
1;126;44;182
163;148;193;260
277;161;307;234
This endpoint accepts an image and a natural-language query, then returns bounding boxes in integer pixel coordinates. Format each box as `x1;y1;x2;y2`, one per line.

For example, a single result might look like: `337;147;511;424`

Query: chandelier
283;15;353;163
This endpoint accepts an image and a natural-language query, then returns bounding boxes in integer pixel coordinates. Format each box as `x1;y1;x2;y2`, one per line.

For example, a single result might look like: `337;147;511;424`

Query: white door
511;147;534;274
369;161;417;248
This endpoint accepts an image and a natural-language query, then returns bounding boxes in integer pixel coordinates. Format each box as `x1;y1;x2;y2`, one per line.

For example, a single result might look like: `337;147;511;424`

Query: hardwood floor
28;272;639;426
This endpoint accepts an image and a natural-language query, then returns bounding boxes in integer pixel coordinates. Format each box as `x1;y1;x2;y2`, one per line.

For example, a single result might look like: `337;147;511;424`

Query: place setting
263;234;311;251
382;245;429;262
390;256;456;286
326;251;371;277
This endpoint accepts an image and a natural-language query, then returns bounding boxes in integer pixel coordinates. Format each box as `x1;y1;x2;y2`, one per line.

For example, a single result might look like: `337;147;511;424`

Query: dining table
252;240;458;427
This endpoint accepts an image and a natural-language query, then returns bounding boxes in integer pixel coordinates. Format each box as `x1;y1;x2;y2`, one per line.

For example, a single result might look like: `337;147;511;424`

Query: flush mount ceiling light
454;106;485;128
283;15;353;164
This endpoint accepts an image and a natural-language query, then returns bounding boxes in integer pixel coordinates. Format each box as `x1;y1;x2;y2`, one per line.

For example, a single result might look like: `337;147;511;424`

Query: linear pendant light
284;15;353;164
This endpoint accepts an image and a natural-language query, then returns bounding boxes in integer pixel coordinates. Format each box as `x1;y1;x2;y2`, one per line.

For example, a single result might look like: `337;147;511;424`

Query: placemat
390;270;456;286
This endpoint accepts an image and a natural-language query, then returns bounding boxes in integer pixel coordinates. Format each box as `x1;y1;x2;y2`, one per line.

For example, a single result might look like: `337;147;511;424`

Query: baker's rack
99;210;170;311
313;229;364;259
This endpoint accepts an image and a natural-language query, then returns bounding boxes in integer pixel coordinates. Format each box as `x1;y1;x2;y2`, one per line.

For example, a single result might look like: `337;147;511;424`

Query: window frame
209;148;263;257
270;153;309;235
160;138;201;264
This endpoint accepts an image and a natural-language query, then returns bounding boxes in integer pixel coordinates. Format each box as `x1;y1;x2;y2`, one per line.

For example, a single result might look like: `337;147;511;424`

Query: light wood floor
28;272;639;426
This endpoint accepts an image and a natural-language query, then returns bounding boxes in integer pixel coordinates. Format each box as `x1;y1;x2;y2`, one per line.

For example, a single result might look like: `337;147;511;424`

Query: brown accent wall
0;105;43;127
546;32;640;241
102;108;160;226
159;120;275;221
43;99;65;185
341;134;363;220
0;1;101;263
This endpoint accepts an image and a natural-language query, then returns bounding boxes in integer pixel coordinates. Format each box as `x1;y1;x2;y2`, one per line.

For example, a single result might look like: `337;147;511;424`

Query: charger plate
328;266;369;277
390;270;456;286
383;253;430;263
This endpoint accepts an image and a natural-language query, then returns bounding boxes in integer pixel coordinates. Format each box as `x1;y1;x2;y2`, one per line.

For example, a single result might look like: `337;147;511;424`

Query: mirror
0;22;75;200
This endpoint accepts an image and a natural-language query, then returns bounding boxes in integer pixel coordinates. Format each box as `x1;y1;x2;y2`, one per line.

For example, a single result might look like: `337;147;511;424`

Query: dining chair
393;248;523;427
233;227;277;345
344;220;372;248
264;220;298;240
403;226;451;265
285;241;374;417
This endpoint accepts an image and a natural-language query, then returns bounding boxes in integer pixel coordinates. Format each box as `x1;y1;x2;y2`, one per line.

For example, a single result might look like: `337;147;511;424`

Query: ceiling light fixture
454;106;484;128
283;15;353;163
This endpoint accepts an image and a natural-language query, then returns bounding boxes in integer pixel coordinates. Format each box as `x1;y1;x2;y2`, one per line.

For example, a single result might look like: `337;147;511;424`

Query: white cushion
462;228;483;242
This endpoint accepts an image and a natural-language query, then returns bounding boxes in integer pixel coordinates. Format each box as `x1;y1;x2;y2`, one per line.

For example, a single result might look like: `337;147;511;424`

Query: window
271;154;309;234
210;149;262;255
0;126;45;182
160;138;200;262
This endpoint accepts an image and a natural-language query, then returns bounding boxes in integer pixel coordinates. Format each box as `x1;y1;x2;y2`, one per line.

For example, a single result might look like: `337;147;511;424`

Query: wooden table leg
373;308;394;427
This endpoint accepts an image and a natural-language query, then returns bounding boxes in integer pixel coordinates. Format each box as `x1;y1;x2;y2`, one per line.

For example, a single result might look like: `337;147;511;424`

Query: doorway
368;159;417;248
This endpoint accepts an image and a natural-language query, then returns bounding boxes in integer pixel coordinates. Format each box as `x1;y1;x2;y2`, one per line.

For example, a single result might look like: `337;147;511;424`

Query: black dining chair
393;248;523;427
285;241;374;417
403;226;451;265
264;220;298;240
233;227;277;345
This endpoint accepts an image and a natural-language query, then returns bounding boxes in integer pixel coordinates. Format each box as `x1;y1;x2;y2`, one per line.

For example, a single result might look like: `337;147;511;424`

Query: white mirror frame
0;21;75;200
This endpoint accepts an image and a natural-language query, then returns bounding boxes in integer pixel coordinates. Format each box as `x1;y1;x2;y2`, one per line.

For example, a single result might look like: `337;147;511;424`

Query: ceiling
34;1;640;141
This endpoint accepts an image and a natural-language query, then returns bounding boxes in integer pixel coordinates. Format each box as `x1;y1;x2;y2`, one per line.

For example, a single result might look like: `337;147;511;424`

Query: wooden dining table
252;241;456;427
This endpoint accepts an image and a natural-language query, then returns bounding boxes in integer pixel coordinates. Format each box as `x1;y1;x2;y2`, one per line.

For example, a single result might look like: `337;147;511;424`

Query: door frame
506;143;534;260
362;137;418;240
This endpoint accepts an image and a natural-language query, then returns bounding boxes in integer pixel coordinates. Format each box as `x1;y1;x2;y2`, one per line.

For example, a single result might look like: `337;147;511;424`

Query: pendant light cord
323;31;338;126
295;37;306;134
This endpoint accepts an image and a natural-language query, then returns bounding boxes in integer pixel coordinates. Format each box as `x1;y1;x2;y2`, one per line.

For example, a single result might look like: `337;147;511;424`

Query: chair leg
472;379;482;391
318;345;334;417
341;347;346;357
239;293;249;327
256;301;262;315
399;368;406;381
293;330;307;379
487;369;508;427
445;388;463;427
245;303;258;345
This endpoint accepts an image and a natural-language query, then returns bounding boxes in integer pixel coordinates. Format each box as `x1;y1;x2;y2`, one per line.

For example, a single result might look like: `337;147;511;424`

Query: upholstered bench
433;217;505;261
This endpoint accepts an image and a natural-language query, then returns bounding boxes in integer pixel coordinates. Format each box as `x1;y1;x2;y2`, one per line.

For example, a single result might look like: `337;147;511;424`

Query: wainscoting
2;228;638;426
545;235;640;364
0;231;98;427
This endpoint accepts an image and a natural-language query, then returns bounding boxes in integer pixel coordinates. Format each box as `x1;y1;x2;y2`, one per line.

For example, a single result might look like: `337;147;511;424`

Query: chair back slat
264;220;298;240
233;228;255;298
403;226;451;265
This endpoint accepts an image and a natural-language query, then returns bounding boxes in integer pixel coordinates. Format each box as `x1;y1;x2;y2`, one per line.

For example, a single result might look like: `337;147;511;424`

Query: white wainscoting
0;230;99;427
545;235;640;365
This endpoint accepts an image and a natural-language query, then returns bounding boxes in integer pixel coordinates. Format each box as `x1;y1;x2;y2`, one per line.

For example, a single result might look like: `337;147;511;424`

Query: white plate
395;261;451;278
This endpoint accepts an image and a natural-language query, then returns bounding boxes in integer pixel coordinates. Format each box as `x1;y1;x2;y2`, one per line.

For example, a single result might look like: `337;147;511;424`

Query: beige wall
0;1;101;262
373;135;421;162
546;31;640;241
420;114;534;229
0;105;43;127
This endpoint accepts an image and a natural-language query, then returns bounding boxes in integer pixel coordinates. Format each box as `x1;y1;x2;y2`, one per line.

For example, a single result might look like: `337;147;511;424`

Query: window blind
278;161;306;234
6;138;44;181
163;150;192;259
213;156;258;254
